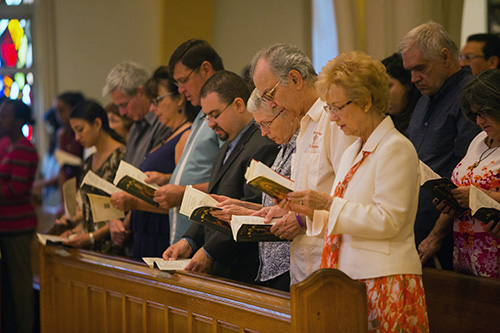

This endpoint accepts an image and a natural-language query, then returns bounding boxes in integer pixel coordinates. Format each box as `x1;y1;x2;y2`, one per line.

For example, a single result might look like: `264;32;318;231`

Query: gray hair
102;61;150;97
247;88;276;115
250;43;317;86
398;21;459;62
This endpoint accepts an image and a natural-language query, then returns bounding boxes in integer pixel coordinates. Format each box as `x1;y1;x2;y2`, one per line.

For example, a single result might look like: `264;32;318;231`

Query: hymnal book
245;159;294;201
80;171;126;222
54;149;82;167
80;170;121;197
86;193;125;222
37;233;74;246
422;178;464;213
113;161;159;207
230;215;282;242
189;206;229;235
419;161;441;185
188;207;282;242
62;177;77;220
470;185;500;228
142;257;191;271
179;185;219;217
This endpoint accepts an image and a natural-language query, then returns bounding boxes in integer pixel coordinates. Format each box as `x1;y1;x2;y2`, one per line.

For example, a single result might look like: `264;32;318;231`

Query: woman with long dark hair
60;100;126;255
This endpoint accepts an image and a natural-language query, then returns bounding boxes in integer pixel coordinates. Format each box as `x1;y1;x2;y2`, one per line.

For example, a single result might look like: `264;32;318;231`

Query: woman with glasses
209;88;300;291
431;69;500;278
110;66;197;260
280;52;429;331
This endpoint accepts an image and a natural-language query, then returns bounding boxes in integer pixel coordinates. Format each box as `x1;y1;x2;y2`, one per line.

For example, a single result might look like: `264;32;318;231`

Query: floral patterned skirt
322;233;429;332
361;274;429;332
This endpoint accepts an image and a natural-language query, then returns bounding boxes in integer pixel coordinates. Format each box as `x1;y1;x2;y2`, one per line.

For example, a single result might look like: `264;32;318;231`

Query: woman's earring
178;108;182;114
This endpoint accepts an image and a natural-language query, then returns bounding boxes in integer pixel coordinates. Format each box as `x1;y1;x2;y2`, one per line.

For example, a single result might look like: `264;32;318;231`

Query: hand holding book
245;159;294;201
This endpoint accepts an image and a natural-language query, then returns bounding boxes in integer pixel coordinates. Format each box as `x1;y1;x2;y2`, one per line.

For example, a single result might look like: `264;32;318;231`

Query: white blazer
309;117;422;280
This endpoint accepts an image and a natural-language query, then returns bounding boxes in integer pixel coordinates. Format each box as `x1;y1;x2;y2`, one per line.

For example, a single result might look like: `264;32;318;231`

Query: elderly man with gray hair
103;61;170;249
399;22;480;269
251;43;355;285
103;61;170;166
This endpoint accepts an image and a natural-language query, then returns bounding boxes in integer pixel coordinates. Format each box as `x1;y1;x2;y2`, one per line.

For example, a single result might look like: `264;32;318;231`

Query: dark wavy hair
168;39;224;75
143;66;199;122
200;70;251;105
70;100;125;144
382;53;421;133
460;68;500;123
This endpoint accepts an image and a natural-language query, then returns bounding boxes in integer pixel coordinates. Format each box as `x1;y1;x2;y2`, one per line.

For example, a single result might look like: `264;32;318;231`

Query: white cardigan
309;117;422;280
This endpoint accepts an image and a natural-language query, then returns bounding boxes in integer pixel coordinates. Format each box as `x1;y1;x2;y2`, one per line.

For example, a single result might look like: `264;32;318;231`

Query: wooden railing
39;245;500;332
422;267;500;332
38;246;367;332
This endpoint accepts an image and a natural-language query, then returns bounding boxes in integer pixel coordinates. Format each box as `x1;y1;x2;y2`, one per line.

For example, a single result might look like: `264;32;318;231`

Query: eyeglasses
116;94;136;109
323;100;352;116
202;100;233;122
150;92;175;106
174;68;195;87
459;54;484;62
466;109;490;122
255;108;285;130
261;81;281;102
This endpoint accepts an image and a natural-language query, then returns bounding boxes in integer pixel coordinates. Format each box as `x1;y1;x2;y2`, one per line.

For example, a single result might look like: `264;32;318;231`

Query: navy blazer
184;122;279;284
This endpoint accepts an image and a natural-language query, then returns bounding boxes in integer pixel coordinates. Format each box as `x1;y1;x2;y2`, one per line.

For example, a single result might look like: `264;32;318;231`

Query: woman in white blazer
280;51;429;332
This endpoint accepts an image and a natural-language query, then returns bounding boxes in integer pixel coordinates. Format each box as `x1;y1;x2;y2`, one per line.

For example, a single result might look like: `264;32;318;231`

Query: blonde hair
316;51;389;114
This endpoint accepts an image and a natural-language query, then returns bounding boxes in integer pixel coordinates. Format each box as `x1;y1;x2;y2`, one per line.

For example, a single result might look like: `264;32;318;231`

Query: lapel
208;124;256;193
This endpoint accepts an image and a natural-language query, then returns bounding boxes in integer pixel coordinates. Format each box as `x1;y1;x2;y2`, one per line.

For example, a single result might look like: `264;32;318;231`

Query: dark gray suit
184;122;279;284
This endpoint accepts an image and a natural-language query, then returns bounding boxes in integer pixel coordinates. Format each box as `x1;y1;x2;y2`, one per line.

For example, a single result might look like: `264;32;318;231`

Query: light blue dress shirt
169;110;222;243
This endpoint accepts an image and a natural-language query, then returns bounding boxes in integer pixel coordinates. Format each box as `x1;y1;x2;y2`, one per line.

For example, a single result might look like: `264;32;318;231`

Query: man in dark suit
163;71;279;284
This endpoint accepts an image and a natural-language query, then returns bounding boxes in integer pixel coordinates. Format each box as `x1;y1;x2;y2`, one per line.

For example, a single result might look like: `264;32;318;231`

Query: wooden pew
41;245;500;332
422;267;500;333
39;246;368;332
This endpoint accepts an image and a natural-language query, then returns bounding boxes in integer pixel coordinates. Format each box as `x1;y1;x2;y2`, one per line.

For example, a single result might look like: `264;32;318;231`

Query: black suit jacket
184;122;279;284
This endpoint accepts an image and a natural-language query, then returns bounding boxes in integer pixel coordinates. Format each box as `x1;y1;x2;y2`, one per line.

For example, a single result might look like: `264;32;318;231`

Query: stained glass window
0;19;33;105
1;1;34;139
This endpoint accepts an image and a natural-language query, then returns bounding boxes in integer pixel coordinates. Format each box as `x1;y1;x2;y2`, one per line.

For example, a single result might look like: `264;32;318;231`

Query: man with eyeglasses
399;22;481;270
103;61;170;167
163;71;278;284
251;43;355;285
152;39;224;245
102;61;170;251
459;33;500;75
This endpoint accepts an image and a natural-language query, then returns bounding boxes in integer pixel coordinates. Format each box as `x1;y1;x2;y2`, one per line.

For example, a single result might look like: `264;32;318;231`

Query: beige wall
53;0;160;105
50;0;310;106
213;0;311;73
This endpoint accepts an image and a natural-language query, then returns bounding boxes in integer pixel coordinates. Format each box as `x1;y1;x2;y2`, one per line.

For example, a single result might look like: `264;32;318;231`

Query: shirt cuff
182;237;198;253
202;247;214;261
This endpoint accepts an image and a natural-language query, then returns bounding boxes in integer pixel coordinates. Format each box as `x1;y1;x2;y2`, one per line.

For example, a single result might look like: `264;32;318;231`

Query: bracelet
295;213;306;229
488;189;492;196
89;232;95;245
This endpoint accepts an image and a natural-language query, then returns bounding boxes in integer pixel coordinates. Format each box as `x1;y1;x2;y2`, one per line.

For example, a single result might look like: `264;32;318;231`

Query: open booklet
142;257;191;271
37;233;75;246
244;159;294;201
62;177;78;220
113;160;160;207
80;170;125;222
179;186;282;242
230;215;281;242
469;185;500;228
54;149;82;167
419;161;464;214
